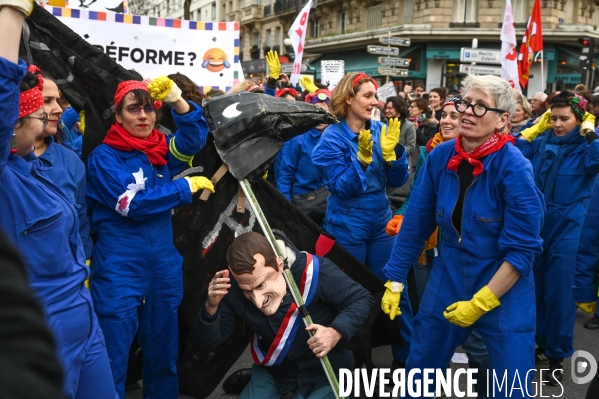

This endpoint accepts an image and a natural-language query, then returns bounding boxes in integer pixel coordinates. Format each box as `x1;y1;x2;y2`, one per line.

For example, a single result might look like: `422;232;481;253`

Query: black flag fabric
203;92;338;183
19;5;396;398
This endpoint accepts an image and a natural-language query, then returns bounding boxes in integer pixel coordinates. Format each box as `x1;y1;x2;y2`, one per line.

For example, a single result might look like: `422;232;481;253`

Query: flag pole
239;179;342;399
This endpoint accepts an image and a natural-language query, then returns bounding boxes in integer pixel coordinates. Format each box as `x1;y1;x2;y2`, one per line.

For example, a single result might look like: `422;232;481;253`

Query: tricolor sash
250;252;320;366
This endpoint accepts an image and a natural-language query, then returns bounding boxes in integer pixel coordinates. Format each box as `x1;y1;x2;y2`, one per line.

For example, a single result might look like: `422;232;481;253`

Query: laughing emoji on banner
202;48;231;72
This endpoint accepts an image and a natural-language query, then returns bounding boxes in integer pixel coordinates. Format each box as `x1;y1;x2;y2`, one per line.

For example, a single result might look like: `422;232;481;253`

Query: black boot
544;359;564;386
222;368;252;394
584;315;599;330
535;347;549;364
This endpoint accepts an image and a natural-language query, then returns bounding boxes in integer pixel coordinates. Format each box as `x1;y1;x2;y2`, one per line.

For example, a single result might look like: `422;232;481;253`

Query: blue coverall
86;102;209;399
575;178;599;304
277;128;325;201
0;57;116;399
37;136;93;258
383;140;544;398
312;119;412;363
516;126;599;360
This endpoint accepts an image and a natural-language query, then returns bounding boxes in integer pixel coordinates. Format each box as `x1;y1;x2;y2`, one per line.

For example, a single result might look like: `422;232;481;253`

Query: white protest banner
376;82;397;103
46;6;240;91
320;60;344;90
288;0;312;85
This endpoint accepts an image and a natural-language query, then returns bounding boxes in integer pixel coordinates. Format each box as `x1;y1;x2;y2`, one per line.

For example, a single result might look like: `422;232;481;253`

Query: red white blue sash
250;252;320;366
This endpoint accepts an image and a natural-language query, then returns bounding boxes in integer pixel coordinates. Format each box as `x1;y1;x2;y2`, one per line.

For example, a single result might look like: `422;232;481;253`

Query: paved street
126;309;599;398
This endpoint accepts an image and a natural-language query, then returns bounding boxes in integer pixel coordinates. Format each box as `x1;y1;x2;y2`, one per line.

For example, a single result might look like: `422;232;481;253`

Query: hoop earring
10;135;17;154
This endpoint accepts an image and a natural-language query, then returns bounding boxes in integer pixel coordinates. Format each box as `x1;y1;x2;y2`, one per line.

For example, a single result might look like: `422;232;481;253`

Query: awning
426;43;555;61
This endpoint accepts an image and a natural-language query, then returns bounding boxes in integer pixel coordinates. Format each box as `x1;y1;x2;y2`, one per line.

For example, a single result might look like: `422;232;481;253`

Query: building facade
128;0;599;93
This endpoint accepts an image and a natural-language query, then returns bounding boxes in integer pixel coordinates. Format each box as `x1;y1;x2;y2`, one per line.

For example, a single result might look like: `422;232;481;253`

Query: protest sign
320;60;344;90
46;6;240;90
376;82;397;103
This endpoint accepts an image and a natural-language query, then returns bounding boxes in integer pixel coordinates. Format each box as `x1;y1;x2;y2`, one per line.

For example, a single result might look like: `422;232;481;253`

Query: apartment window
166;0;170;13
512;0;530;24
265;29;271;47
453;0;478;24
367;5;382;29
252;32;260;47
211;2;216;20
311;18;320;38
274;26;281;48
338;11;346;34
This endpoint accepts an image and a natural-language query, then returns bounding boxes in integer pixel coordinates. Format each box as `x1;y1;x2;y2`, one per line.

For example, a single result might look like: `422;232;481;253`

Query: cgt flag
500;0;521;92
518;0;543;89
287;0;312;85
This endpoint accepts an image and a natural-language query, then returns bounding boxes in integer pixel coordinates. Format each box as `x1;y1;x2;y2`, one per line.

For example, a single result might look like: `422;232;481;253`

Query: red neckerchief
447;133;515;176
103;123;168;165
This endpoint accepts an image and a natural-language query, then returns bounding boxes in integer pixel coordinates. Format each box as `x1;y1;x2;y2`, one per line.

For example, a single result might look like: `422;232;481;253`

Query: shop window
367;5;382;29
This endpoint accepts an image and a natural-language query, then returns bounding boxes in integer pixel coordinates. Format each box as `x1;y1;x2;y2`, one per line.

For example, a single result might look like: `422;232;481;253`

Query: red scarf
103;123;168;165
447;133;515;176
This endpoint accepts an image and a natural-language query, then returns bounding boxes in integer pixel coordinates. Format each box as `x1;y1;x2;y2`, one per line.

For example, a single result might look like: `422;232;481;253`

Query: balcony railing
273;0;309;14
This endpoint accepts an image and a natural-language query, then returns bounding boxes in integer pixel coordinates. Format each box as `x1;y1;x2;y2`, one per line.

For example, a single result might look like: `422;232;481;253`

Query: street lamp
283;38;294;61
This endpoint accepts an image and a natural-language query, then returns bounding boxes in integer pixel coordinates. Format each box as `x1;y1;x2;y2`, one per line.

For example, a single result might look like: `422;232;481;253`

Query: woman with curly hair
517;90;599;385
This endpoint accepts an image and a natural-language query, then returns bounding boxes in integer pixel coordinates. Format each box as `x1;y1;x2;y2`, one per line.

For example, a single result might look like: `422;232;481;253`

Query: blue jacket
516;127;599;220
0;57;89;309
575;178;599;303
195;245;374;397
383;141;544;286
312;119;409;212
277;128;325;200
37;137;92;258
86;102;209;256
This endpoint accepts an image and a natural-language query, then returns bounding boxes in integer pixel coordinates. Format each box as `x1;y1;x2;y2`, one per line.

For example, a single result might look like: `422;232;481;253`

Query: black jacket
195;244;374;397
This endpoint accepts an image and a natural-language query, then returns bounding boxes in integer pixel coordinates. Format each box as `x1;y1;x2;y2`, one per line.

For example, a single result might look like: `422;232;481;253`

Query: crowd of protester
3;2;599;399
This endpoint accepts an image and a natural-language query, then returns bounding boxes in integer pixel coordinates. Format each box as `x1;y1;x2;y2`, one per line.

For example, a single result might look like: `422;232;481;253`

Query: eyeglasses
455;99;505;117
25;112;49;128
125;105;156;115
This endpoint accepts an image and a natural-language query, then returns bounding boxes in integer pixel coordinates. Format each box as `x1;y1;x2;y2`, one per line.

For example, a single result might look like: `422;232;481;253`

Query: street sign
281;62;311;74
379;37;411;47
367;45;399;56
460;48;501;64
378;67;409;77
378;57;410;67
459;64;502;76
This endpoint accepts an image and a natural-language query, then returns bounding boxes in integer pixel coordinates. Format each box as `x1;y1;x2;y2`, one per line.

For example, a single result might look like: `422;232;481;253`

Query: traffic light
579;37;595;68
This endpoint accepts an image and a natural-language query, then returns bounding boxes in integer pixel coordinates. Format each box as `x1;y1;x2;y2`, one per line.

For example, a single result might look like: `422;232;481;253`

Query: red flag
518;0;543;88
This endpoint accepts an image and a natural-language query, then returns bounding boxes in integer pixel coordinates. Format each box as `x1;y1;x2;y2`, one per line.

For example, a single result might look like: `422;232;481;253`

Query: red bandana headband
114;80;151;111
352;73;379;91
275;88;298;98
19;65;45;118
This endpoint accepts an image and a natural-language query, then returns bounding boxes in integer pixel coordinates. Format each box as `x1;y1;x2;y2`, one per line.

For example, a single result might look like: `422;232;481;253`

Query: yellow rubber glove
148;76;182;103
581;112;596;136
380;118;401;162
444;285;500;327
0;0;35;16
300;76;319;94
357;129;373;165
577;301;597;314
381;280;404;320
185;176;215;194
79;110;86;134
265;50;281;80
520;110;552;142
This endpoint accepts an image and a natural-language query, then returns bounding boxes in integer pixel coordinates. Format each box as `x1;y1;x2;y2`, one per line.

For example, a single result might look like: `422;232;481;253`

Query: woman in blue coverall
28;67;93;259
0;6;117;399
311;72;411;367
382;74;544;398
516;91;599;385
86;78;214;399
277;89;331;226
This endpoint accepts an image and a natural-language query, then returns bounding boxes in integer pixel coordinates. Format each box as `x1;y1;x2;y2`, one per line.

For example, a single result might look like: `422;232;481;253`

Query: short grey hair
535;92;548;101
460;75;516;118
